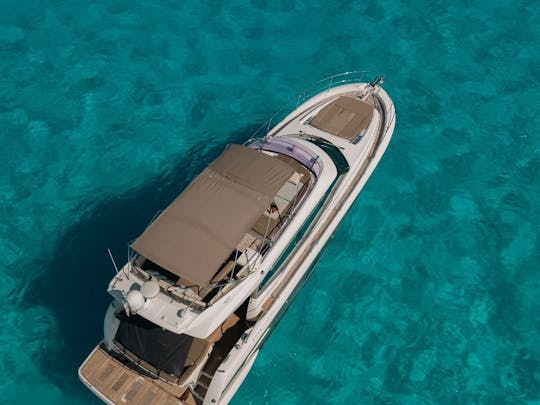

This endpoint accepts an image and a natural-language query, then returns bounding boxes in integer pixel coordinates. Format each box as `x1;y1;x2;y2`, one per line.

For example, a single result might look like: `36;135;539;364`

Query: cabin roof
131;144;294;287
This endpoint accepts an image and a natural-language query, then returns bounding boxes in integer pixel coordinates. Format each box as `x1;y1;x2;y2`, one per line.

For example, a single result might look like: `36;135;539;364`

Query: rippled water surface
1;0;539;403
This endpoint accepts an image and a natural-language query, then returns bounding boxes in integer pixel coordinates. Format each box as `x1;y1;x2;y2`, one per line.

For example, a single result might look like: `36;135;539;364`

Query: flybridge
106;138;325;333
131;144;295;287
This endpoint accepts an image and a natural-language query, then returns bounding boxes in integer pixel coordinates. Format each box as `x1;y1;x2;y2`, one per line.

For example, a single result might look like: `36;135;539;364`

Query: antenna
107;248;120;274
125;246;132;279
368;75;384;88
361;75;384;99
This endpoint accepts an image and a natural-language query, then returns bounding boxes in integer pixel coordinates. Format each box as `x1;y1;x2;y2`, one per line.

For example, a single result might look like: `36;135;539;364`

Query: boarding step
189;385;205;404
200;371;214;379
199;373;212;388
196;380;209;390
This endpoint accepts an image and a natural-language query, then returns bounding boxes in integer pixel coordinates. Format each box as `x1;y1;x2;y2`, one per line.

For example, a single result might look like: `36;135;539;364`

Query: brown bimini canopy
310;95;374;140
131;144;294;287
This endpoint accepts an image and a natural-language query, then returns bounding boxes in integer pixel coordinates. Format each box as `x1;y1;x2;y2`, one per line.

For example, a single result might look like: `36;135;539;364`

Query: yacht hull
79;73;395;405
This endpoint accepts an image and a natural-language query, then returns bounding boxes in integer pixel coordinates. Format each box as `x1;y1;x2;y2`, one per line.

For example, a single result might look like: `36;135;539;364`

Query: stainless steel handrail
248;71;376;140
296;70;370;105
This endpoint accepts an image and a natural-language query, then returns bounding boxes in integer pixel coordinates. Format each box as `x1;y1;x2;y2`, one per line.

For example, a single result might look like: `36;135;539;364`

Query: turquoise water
1;0;539;403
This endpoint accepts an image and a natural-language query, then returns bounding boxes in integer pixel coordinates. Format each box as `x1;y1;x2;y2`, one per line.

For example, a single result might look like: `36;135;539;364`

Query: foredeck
308;95;374;141
79;346;197;405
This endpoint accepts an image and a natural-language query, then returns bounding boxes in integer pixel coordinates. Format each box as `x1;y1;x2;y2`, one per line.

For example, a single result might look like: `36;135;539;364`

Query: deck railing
248;70;375;140
295;70;370;105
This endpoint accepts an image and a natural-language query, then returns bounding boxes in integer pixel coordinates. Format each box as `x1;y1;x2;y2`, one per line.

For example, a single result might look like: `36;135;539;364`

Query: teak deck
80;346;197;405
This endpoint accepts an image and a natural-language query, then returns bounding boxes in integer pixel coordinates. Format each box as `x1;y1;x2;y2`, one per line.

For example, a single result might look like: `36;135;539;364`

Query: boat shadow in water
23;126;258;399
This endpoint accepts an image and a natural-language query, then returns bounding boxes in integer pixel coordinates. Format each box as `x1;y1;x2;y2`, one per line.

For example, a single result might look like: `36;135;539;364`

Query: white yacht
79;72;396;405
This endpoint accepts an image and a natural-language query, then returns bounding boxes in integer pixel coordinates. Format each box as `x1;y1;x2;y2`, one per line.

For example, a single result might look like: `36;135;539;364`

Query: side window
258;188;331;290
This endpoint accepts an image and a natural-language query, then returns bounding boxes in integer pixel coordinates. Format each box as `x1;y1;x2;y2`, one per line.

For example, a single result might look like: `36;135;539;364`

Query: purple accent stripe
247;137;323;176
